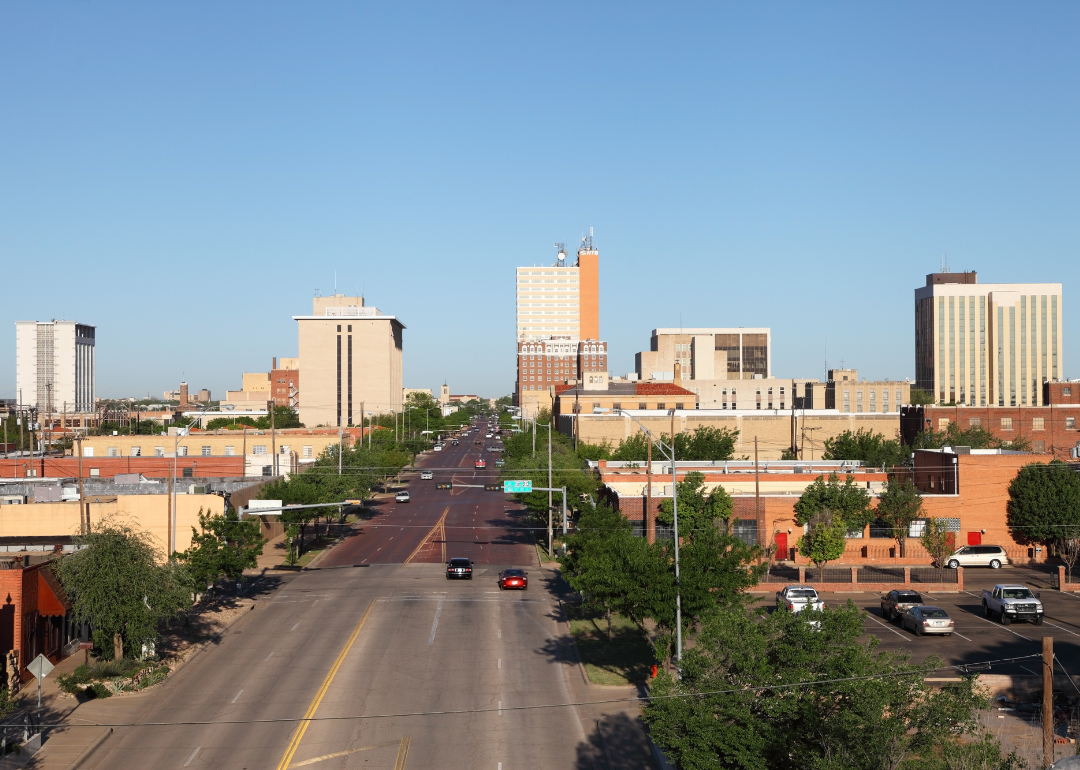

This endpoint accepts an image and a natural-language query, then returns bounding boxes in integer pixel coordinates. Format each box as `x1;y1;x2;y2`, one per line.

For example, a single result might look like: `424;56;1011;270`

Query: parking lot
758;565;1080;679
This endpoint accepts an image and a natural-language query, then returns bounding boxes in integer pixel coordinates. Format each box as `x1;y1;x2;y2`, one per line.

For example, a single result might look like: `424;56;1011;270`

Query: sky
2;2;1078;401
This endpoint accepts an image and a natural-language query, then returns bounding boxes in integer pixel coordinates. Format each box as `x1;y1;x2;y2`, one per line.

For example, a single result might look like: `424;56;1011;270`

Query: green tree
822;429;908;468
797;510;847;578
793;472;873;531
643;603;1020;770
921;518;957;568
658;471;734;535
179;509;266;594
610;432;650;462
914;421;1031;452
1007;460;1080;579
875;477;923;557
53;519;190;660
676;426;740;461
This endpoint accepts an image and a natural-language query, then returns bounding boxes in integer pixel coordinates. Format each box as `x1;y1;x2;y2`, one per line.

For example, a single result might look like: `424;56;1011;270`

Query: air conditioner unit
189;485;207;494
0;496;26;505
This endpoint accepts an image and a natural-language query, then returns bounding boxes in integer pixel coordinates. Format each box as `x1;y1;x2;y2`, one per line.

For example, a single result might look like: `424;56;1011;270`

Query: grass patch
566;605;654;686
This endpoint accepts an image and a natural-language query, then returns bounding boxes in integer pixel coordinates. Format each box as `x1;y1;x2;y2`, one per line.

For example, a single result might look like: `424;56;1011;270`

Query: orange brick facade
0;560;74;686
0;456;245;480
902;403;1080;460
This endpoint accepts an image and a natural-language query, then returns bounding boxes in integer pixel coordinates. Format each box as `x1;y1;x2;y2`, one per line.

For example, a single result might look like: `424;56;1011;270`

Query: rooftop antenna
334;271;337;293
554;242;566;267
940;251;951;273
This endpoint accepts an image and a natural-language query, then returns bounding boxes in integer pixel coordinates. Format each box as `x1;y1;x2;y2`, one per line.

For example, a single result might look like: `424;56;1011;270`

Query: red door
967;531;982;546
775;533;788;560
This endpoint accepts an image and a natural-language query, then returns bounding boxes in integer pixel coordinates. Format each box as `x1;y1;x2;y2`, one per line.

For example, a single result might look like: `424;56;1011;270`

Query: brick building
0;555;78;687
901;402;1080;460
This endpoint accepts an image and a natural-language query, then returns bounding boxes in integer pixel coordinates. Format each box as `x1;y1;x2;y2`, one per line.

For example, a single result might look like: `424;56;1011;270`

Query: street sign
504;480;532;494
27;654;53;680
436;482;453;490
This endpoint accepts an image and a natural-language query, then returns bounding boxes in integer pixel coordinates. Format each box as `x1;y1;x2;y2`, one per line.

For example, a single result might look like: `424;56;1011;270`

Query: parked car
446;557;473;580
433;444;443;452
982;584;1044;625
900;605;954;636
475;459;486;469
498;569;528;590
420;471;433;480
880;590;924;622
946;545;1009;569
775;585;824;613
395;491;411;503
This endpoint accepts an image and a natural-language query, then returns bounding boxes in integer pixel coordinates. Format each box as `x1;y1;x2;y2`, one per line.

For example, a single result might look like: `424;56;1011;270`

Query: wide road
88;419;616;770
320;420;536;569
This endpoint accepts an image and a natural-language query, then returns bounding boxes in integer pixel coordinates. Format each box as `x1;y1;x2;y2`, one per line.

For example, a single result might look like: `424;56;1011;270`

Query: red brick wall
1046;382;1080;405
921;404;1080;460
0;456;244;480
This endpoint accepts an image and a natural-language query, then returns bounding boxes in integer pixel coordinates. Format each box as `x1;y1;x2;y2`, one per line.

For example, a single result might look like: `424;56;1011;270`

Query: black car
446;557;473;580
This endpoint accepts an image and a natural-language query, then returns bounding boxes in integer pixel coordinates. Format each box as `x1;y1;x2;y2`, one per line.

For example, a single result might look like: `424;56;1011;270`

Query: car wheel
1035;616;1045;626
947;559;960;569
1001;613;1011;626
946;633;953;637
989;559;1001;569
983;602;992;618
915;624;924;637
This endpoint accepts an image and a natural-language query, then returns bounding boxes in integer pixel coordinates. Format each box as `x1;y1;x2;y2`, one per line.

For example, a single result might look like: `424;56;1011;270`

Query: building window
155;447;165;457
1033;440;1046;453
178;446;188;457
253;445;267;455
843;390;850;413
1065;387;1073;396
883;390;890;412
1000;417;1013;431
869;390;876;412
676;403;684;410
201;446;212;456
183;467;193;478
657;403;666;410
89;468;99;477
224;446;235;456
938;418;950;430
303;445;313;458
1067;417;1076;429
968;418;981;428
280;445;290;455
1032;417;1045;431
107;447;118;457
131;447;141;457
262;466;273;477
638;403;647;410
856;391;863;413
612;403;621;410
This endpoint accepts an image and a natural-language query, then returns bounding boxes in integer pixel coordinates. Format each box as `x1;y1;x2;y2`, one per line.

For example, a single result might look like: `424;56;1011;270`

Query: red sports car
499;569;528;590
475;459;486;469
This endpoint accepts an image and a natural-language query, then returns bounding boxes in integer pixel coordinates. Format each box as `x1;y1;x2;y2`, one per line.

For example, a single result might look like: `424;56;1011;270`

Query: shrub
85;683;111;699
57;664;92;694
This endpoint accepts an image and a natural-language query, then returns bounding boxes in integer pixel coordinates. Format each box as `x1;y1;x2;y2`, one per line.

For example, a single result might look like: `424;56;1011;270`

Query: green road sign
504;480;532;494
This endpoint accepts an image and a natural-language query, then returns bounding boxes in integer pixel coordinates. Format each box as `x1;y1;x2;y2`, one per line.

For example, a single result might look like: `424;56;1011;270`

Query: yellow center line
289;739;402;767
404;507;448;564
276;601;376;770
394;737;411;770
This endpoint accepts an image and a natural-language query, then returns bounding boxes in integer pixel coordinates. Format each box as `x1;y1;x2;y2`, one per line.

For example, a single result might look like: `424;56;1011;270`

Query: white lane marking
498;701;502;716
1042;620;1080;639
265;651;274;661
290;623;299;631
954;632;974;641
1021;665;1037;675
428;599;445;646
498;658;501;669
498;629;501;638
864;613;908;640
312;600;319;607
231;690;243;703
957;608;1033;641
184;747;201;766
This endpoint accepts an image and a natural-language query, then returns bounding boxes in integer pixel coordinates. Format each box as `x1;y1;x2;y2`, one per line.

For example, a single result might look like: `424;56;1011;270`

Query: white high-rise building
15;320;96;414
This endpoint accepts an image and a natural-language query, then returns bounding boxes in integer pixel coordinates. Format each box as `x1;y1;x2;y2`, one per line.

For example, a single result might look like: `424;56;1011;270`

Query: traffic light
436;482;453;490
484;484;500;491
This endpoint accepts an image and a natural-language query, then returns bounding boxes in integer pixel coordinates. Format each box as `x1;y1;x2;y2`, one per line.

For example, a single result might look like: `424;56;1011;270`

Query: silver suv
947;545;1008;569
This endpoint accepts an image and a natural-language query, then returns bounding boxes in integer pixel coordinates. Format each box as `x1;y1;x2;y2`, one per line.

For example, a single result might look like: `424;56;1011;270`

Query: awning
38;567;73;617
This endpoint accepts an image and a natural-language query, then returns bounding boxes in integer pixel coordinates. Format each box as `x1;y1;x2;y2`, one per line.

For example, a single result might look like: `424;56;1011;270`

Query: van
947;545;1008;570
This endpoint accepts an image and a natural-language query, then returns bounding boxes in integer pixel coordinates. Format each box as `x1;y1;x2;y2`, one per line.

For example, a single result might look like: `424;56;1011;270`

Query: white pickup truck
981;584;1044;626
776;585;825;613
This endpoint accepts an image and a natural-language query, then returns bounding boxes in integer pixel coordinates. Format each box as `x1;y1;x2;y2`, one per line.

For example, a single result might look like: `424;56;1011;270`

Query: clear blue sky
2;3;1077;401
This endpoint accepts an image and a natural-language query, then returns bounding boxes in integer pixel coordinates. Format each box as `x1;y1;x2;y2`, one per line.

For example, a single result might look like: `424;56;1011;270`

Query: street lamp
171;408;208;556
614;408;683;665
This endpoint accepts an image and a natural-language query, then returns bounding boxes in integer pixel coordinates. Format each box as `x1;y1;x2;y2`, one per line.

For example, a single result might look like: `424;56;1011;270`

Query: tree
914;421;1031;452
793;472;873;532
875;477;923;557
797;510;847;578
1007;460;1080;579
643;603;1021;770
53;519;190;659
921;518;957;568
658;471;734;535
675;426;739;462
822;429;907;468
909;387;936;405
179;509;266;594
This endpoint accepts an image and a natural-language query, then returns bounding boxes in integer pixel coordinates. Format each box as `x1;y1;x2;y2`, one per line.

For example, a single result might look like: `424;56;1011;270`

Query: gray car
900;605;954;636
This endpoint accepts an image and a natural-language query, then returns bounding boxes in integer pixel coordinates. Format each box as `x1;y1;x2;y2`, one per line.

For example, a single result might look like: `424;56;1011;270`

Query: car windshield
1002;589;1034;599
449;559;470;566
504;570;524;577
920;608;949;618
897;593;922;602
788;589;818;599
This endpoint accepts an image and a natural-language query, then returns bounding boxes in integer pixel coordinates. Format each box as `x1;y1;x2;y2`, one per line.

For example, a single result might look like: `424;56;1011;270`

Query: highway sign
504;480;532;494
436;482;453;490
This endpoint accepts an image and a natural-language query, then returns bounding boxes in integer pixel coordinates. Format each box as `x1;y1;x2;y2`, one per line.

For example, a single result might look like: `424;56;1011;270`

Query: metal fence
762;565;800;583
911;567;958;584
857;566;905;584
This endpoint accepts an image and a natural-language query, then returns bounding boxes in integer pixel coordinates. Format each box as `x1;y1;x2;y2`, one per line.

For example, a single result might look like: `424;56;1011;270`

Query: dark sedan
880;590;924;622
446;558;473;580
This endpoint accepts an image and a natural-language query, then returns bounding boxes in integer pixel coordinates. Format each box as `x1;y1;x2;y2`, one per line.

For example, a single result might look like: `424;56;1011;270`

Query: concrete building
515;234;599;342
294;295;404;427
901;402;1080;459
914;271;1064;406
824;369;911;414
635;328;771;382
14;320;96;415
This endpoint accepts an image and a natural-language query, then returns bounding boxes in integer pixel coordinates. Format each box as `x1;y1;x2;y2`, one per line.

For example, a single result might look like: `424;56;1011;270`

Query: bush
85;682;111;699
57;664;92;694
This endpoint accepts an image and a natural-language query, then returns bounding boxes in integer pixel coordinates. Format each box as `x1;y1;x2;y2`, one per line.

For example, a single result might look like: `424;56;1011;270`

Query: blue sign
504;480;533;494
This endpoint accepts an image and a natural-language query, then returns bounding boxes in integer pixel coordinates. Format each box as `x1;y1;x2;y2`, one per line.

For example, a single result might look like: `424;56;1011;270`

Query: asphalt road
88;419;627;770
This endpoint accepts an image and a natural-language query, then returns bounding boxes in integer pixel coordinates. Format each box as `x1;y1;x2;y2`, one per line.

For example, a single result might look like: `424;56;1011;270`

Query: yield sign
27;654;53;680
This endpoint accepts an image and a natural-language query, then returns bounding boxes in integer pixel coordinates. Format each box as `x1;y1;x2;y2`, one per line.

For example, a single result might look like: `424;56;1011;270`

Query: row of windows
938;416;1076;431
841;389;902;413
103;445;317;458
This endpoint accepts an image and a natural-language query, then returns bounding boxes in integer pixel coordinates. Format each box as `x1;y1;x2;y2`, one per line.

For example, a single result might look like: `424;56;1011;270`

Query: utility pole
547;422;553;558
167;456;173;555
755;436;761;529
270;399;277;477
1044;635;1054;768
242;427;247;472
646;439;655;544
361;401;365;448
790;379;797;458
338;428;343;475
76;435;85;534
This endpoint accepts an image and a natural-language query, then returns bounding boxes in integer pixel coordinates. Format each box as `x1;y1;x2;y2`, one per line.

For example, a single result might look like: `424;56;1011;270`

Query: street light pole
615;408;682;665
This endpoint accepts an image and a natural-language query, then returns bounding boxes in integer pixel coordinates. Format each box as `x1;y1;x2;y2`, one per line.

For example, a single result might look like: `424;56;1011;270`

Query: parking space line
957;608;1033;641
864;613;908;640
1042;620;1080;639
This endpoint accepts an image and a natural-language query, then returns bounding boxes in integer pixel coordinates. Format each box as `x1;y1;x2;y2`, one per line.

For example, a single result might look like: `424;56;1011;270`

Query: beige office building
15;320;96;414
635;328;771;382
294;295;404;428
915;273;1064;406
516;235;599;341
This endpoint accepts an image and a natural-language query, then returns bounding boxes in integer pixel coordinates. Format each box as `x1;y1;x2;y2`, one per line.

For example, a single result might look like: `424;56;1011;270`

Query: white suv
947;545;1008;570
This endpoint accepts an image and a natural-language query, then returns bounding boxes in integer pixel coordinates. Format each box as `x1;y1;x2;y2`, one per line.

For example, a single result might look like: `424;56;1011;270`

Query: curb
68;727;112;769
